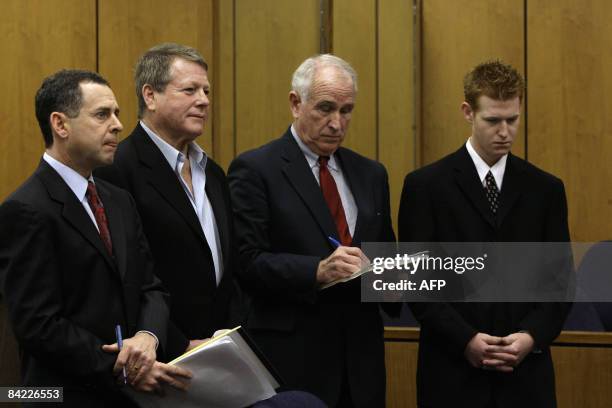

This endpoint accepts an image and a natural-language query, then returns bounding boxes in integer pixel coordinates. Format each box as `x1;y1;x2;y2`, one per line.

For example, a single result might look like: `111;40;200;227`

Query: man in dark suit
95;43;241;360
398;60;571;407
0;70;191;406
228;54;397;407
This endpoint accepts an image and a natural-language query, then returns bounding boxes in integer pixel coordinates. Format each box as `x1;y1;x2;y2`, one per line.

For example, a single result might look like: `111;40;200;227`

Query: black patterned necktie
484;171;499;214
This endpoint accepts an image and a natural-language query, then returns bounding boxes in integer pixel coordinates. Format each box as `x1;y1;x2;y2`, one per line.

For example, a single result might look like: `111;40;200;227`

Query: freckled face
462;95;521;166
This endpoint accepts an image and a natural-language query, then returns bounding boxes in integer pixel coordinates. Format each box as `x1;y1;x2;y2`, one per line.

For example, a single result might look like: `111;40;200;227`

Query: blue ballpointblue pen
328;236;342;248
115;324;127;385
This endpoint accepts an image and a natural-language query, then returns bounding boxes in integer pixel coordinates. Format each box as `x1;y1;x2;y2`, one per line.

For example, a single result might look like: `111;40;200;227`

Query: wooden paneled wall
2;0;612;240
527;0;612;242
0;0;96;201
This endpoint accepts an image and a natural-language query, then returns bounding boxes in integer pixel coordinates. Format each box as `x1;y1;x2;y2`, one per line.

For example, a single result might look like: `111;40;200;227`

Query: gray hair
134;43;208;118
291;54;357;102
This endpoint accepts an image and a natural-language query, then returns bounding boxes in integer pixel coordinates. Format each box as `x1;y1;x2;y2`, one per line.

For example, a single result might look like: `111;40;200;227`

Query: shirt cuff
136;330;159;350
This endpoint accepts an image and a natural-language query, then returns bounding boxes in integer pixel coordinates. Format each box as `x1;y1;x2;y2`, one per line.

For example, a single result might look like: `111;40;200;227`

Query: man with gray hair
96;43;242;360
228;54;398;407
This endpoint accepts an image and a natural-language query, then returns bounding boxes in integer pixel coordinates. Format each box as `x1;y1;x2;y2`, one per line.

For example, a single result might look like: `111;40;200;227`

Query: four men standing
0;46;572;408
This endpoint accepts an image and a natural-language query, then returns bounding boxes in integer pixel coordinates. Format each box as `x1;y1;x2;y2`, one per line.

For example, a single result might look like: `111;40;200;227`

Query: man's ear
289;91;302;119
142;84;156;112
461;101;475;123
49;112;70;140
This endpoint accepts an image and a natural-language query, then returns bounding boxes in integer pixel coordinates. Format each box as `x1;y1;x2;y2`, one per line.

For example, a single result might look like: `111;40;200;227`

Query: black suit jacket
398;146;571;408
227;128;397;408
95;123;241;360
0;160;168;407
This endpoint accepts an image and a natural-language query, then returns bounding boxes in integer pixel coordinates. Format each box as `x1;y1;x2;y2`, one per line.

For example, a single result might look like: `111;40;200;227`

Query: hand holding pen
314;236;367;285
103;327;156;386
103;326;192;394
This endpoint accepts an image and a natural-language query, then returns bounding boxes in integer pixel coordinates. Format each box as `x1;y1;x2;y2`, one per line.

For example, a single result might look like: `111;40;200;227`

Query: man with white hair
228;54;397;407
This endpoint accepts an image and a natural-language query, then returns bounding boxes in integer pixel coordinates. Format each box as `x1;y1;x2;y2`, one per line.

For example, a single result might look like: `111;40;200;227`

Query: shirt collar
43;152;92;202
290;124;340;172
140;120;207;171
465;138;507;190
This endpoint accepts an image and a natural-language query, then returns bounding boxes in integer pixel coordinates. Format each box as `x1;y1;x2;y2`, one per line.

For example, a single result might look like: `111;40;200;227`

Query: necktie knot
318;156;330;167
86;181;101;206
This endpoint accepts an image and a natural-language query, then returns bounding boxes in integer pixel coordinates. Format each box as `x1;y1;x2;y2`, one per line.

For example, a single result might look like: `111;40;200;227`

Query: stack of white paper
125;327;279;408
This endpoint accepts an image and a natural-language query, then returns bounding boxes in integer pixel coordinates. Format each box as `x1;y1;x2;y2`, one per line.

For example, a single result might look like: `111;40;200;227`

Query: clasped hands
103;332;192;395
464;332;535;372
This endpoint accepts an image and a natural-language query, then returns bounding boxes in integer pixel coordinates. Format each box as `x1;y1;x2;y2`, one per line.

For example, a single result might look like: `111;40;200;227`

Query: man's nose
328;111;341;131
498;121;509;138
111;113;123;132
196;89;209;106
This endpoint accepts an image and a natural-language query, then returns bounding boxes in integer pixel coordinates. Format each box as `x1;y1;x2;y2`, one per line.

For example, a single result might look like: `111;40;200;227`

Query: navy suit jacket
398;146;571;408
228;128;397;407
0;160;168;407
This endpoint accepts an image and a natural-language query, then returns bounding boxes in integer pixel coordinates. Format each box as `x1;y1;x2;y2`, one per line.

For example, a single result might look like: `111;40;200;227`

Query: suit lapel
132;125;207;244
335;148;369;245
37;161;117;272
496;153;523;226
279;131;339;244
204;165;230;272
452;147;496;228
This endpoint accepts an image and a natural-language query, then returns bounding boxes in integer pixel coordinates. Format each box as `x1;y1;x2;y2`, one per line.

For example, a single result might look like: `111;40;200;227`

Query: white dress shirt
466;138;508;191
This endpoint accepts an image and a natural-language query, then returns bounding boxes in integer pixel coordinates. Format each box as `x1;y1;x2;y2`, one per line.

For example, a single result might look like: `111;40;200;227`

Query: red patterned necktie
86;181;113;256
319;156;352;246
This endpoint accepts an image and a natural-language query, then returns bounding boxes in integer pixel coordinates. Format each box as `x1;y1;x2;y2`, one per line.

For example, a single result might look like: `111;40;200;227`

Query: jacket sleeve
517;179;572;349
399;173;478;354
227;156;319;302
0;200;117;388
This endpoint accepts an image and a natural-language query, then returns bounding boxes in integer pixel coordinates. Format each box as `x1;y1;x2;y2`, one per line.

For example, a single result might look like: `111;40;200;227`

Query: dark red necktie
319;156;352;246
86;181;113;256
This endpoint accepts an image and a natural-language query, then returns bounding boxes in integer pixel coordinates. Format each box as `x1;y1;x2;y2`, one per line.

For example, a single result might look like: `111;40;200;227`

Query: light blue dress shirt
141;121;223;285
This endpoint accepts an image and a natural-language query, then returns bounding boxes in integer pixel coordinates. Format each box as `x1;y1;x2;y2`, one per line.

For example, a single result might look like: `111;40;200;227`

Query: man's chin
318;141;342;155
96;154;115;167
185;127;204;139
